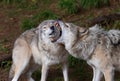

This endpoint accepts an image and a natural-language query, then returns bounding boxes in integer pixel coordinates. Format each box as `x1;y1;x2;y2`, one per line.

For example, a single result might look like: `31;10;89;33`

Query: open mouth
49;33;57;42
49;30;55;35
48;20;62;42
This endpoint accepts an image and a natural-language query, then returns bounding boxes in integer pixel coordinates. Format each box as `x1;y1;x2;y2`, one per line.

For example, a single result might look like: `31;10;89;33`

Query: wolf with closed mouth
50;20;120;81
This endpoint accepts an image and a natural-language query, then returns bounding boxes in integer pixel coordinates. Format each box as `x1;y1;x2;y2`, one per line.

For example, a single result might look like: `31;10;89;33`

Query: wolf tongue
54;22;59;27
54;20;61;29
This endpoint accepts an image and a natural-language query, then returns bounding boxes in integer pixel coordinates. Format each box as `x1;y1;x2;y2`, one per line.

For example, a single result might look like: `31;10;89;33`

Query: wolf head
37;20;62;42
49;20;89;48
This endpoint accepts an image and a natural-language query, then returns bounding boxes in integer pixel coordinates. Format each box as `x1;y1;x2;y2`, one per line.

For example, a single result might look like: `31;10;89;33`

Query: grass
58;0;110;14
52;77;63;81
0;40;11;70
68;55;82;67
32;69;41;81
0;39;9;54
113;21;120;29
0;0;39;10
58;0;79;14
0;61;11;70
102;20;120;30
0;44;9;54
20;18;35;31
20;10;59;31
80;0;110;9
0;0;111;14
0;0;54;10
32;10;59;22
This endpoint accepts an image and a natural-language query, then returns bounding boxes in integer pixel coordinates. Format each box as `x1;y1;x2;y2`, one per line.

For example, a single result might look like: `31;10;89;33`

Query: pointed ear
78;27;89;36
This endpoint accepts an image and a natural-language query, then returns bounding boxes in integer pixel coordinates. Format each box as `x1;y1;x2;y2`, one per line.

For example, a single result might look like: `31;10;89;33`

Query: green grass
32;69;41;81
116;79;120;81
68;55;81;67
1;61;11;70
0;0;50;4
32;10;59;22
0;0;35;4
0;0;14;4
0;0;39;9
52;77;63;81
58;0;79;14
113;21;120;29
0;39;11;69
58;0;110;14
0;0;52;10
0;39;9;54
0;44;9;53
20;18;35;31
102;20;120;30
20;10;59;31
80;0;110;9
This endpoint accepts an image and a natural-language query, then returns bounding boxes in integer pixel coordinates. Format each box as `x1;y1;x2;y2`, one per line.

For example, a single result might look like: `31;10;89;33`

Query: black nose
50;26;55;30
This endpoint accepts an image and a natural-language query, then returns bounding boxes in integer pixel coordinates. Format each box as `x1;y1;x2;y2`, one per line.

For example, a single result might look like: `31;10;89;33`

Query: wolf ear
78;27;89;36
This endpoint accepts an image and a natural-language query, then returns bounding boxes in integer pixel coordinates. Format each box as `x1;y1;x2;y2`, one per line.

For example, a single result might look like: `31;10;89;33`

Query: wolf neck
65;32;97;60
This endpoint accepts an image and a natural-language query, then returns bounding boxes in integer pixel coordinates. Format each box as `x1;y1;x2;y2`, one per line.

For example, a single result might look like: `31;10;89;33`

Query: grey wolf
9;20;69;81
49;21;120;81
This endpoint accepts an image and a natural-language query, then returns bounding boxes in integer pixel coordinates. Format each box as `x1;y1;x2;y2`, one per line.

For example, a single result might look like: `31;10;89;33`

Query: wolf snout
49;26;55;35
50;26;55;30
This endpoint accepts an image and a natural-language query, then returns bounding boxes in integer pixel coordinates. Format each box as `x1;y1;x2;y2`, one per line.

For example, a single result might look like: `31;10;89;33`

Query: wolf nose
50;26;55;30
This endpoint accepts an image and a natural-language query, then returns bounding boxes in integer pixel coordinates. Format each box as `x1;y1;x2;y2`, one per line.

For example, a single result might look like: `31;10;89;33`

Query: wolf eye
65;24;69;28
43;26;47;29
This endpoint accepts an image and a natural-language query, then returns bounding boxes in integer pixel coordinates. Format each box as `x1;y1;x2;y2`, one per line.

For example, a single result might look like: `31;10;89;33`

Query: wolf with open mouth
50;20;120;81
9;20;69;81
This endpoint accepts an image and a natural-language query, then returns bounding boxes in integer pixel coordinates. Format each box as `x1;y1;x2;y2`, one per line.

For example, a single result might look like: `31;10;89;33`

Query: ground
0;1;120;81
